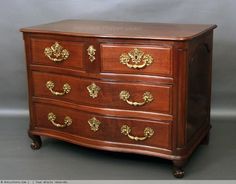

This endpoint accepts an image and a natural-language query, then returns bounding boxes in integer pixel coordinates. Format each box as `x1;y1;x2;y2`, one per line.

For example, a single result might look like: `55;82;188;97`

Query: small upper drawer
30;38;84;69
100;44;172;77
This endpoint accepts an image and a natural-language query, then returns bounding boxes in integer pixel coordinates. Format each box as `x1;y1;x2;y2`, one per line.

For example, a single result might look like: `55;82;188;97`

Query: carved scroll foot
28;132;42;150
172;160;186;178
173;166;185;178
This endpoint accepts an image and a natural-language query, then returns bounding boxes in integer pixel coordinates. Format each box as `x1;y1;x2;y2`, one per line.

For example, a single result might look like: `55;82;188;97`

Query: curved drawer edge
32;97;173;122
29;128;174;160
30;65;174;84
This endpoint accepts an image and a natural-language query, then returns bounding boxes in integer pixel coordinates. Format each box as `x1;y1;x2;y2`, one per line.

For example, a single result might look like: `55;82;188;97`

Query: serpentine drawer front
33;102;172;149
21;19;216;178
32;71;172;114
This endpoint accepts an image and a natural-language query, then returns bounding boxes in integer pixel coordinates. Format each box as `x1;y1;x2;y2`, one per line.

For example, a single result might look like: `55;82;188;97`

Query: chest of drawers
21;20;216;178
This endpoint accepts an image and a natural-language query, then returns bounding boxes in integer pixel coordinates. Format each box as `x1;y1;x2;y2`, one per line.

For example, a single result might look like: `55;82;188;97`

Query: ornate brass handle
46;81;71;96
48;112;72;128
121;125;154;141
120;48;153;69
44;42;69;62
87;45;96;62
88;117;101;132
119;90;153;106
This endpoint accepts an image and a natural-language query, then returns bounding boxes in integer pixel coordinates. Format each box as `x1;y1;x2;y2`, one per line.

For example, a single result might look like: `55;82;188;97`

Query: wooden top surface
20;19;217;41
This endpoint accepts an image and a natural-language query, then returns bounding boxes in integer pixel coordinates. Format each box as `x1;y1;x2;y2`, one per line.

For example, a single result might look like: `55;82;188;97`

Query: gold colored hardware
121;125;154;141
87;83;100;98
120;48;153;69
46;81;71;96
88;117;101;132
87;45;96;62
44;42;69;62
119;90;153;106
48;112;72;128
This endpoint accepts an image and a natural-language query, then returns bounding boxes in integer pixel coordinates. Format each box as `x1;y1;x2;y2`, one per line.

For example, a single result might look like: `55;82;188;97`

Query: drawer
101;44;172;76
33;102;172;149
32;71;172;114
30;38;84;69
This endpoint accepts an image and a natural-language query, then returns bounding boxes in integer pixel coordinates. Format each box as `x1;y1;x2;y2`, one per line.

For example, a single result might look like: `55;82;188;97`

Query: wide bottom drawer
33;102;172;150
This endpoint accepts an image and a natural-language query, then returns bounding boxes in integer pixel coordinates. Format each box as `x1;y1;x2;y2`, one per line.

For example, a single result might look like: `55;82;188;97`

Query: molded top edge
20;19;217;41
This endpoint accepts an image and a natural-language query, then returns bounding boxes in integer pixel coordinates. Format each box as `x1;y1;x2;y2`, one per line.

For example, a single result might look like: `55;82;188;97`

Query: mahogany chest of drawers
21;20;216;178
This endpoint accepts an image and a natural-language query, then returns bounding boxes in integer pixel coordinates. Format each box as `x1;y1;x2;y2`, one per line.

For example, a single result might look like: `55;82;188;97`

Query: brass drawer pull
121;125;154;141
46;81;71;96
44;42;69;62
48;112;72;128
120;48;153;69
119;90;153;106
88;117;101;132
87;45;96;62
87;83;100;98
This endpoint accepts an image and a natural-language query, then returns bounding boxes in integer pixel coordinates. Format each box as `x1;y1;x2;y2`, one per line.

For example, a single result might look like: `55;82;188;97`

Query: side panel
186;32;213;142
